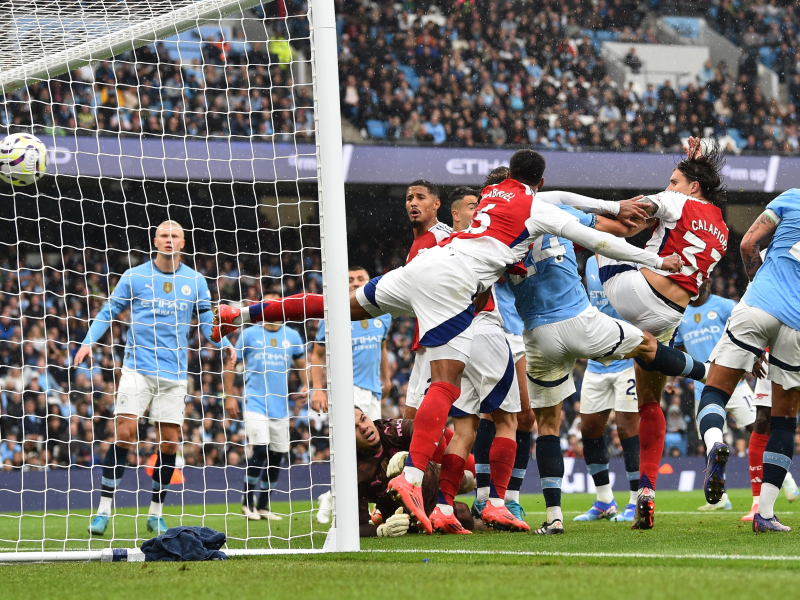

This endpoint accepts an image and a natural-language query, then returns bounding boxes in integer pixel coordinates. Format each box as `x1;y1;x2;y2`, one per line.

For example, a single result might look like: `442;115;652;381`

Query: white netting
0;0;334;556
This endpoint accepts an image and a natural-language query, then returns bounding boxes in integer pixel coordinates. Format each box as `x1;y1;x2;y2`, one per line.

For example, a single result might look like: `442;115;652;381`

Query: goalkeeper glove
370;507;383;526
386;450;408;479
376;507;410;538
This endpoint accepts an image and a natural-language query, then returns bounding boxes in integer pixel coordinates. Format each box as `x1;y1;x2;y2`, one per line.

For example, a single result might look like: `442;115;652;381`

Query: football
0;132;48;186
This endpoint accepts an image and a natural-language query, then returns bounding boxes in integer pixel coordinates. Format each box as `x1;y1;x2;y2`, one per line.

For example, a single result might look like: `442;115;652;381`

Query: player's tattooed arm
740;210;779;281
632;196;660;218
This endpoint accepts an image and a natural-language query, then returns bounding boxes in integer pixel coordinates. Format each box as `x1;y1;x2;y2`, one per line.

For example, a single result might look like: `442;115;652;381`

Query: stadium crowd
0;211;765;474
1;1;800;155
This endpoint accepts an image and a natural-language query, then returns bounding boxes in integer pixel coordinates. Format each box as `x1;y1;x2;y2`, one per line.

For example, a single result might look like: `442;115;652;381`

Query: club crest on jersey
270;339;278;347
181;285;191;296
360;319;369;329
694;313;702;323
707;311;718;320
163;282;173;293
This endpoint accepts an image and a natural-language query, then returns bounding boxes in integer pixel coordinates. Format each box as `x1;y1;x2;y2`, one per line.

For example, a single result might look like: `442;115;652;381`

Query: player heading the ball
75;221;232;536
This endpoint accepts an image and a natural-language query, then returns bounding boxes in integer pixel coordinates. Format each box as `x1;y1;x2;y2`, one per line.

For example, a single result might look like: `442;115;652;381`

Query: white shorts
580;367;638;414
406;350;431;411
709;301;800;392
694;382;756;429
597;258;683;342
354;385;381;420
355;245;477;360
524;305;644;409
451;319;521;417
243;411;291;453
505;331;525;363
115;367;187;425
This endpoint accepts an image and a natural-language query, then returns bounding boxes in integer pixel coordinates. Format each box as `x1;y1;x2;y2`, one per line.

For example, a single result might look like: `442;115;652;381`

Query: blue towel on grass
140;526;228;562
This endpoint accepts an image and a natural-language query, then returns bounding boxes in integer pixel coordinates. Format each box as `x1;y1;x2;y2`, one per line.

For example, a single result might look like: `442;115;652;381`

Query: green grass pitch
3;489;800;599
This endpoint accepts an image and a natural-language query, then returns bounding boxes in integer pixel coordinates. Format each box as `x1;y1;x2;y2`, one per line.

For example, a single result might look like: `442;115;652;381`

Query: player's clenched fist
376;507;410;538
661;253;684;273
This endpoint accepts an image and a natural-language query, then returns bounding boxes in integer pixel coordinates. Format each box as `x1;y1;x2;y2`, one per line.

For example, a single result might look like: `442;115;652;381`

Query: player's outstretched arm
740;209;779;281
537;190;649;227
222;346;240;419
559;220;683;273
74;297;128;365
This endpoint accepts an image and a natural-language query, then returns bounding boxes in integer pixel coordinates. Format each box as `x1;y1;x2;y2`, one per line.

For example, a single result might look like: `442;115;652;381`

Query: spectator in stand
625;47;642;74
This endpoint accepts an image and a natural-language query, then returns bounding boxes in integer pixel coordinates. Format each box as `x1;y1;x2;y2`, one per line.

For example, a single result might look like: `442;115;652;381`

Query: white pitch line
365;549;800;562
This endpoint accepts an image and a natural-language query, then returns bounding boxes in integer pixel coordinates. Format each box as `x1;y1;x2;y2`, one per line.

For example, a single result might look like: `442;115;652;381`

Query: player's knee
580;415;606;439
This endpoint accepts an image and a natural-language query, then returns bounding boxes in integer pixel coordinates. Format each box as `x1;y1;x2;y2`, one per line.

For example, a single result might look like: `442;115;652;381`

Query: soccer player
504;195;701;534
214;150;690;534
222;291;307;521
428;186;527;534
574;255;640;523
310;266;392;524
402;180;452;420
451;174;535;525
695;189;800;532
309;266;391;420
354;407;473;537
553;138;729;528
675;279;788;520
77;221;230;535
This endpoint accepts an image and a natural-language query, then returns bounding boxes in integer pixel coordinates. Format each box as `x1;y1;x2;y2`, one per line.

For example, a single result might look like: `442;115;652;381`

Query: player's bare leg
389;357;465;535
532;403;565;535
431;415;476;535
754;383;800;532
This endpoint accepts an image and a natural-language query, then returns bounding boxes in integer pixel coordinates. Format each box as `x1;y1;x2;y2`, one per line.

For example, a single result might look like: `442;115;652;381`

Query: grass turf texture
3;489;800;600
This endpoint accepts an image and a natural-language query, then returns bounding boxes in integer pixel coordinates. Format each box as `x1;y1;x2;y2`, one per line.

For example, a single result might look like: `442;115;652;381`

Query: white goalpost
0;0;358;561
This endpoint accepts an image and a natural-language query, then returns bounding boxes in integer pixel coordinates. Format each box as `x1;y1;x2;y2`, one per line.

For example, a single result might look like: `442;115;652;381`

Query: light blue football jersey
674;294;736;401
743;189;800;330
236;324;306;418
585;255;634;374
494;281;524;336
82;261;219;380
316;314;391;397
507;206;593;330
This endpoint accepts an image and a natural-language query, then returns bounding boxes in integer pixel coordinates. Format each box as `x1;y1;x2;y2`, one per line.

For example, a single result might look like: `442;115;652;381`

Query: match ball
0;133;48;186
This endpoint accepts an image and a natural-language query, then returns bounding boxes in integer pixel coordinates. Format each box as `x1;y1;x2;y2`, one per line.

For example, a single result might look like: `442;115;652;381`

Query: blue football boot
146;515;168;535
609;503;636;522
88;514;109;535
703;442;729;505
505;499;526;521
753;513;791;533
471;498;487;520
573;499;618;521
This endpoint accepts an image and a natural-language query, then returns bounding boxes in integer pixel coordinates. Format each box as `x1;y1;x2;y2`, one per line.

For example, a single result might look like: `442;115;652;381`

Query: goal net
0;0;358;561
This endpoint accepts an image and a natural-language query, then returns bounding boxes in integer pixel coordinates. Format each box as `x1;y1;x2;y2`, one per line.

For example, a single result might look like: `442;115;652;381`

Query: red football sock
249;293;324;323
465;453;476;478
489;436;516;500
431;427;454;464
638;402;665;491
749;432;768;498
438;453;466;506
408;382;460;472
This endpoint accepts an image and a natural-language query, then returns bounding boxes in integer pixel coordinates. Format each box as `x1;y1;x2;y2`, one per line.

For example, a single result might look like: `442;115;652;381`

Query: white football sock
596;484;614;504
476;486;490;503
437;503;453;516
489;497;504;508
629;490;638;506
149;501;163;517
759;483;780;519
505;490;520;503
782;471;797;489
238;308;250;324
546;506;563;523
703;428;724;455
403;466;424;487
751;495;759;507
97;496;112;515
